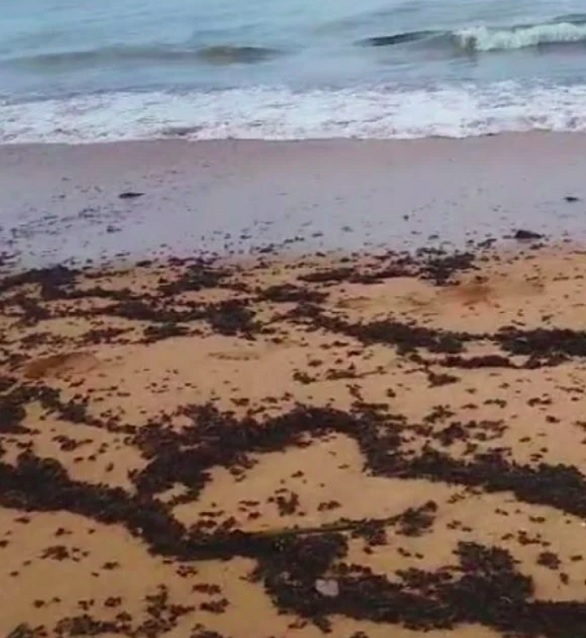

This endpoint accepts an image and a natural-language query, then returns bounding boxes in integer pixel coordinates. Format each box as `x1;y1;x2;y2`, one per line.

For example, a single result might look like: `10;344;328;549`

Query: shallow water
1;0;586;141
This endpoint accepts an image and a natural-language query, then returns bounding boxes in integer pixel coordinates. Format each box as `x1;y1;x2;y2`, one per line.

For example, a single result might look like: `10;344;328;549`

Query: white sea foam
455;22;586;52
2;82;586;144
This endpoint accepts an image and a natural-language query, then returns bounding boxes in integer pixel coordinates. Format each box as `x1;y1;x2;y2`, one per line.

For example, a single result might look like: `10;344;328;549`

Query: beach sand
2;133;586;268
2;239;586;638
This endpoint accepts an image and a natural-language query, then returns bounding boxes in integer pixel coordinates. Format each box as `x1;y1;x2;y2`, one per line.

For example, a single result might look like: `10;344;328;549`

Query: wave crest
362;15;586;53
455;21;586;52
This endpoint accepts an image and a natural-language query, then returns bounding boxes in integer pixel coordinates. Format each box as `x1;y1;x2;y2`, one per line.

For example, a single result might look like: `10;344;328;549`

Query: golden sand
2;244;586;638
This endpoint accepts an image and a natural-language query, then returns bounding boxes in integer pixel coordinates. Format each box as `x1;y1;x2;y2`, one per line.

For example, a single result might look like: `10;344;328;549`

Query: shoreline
1;132;586;269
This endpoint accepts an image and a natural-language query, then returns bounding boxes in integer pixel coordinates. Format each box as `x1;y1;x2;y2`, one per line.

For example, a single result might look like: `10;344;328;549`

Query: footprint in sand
22;351;100;380
404;277;545;311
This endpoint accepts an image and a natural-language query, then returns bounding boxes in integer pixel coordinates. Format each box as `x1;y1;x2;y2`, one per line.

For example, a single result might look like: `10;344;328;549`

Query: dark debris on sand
4;243;586;637
297;249;477;288
512;229;544;241
3;394;586;636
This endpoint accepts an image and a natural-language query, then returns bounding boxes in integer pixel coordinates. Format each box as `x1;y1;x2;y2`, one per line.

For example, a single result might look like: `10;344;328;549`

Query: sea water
2;0;586;142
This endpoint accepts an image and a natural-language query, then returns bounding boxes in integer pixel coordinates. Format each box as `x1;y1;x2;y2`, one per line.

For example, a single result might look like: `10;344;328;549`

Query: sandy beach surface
2;133;586;269
2;235;586;638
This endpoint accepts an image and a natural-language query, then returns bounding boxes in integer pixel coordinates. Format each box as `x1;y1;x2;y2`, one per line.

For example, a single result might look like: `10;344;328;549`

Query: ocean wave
195;45;281;64
455;21;586;52
361;31;436;48
2;83;586;144
5;44;282;69
362;15;586;53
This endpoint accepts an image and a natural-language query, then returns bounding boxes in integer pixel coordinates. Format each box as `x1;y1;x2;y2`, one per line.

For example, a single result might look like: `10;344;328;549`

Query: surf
455;20;586;52
361;15;586;53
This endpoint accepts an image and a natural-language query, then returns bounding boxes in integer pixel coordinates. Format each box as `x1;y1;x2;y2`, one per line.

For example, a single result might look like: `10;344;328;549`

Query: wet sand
2;133;586;268
3;241;586;638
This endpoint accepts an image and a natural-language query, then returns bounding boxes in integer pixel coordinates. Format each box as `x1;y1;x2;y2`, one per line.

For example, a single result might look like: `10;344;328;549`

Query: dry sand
2;240;586;638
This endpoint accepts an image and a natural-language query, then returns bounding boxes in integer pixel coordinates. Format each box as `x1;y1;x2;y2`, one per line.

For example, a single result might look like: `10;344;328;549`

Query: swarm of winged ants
2;238;586;638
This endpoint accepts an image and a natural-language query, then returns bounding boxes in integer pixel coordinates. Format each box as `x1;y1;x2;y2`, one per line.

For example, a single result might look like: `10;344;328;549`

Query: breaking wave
362;15;586;53
455;21;586;52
